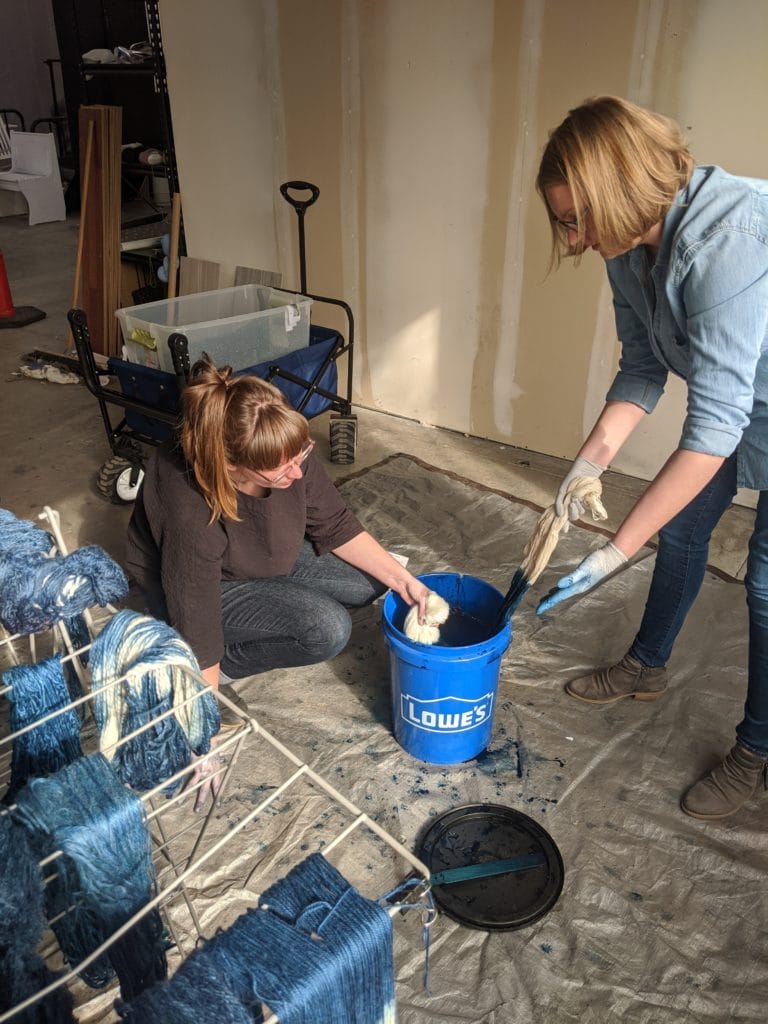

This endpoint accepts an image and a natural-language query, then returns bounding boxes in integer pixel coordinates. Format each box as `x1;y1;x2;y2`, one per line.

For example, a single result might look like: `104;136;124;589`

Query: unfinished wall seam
262;0;293;284
492;0;543;438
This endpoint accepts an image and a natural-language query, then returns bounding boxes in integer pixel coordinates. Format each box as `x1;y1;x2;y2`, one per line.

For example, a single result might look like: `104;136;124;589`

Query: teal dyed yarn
119;853;395;1024
11;753;167;998
0;813;75;1023
0;546;128;634
3;655;83;803
90;610;220;794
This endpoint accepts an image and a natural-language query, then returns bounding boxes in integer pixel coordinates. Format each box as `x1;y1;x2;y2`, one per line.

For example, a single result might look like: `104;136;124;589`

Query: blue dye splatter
476;736;526;778
540;943;553;954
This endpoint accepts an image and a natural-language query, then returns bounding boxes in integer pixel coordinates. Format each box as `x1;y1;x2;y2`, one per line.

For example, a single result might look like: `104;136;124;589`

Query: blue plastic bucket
382;572;511;765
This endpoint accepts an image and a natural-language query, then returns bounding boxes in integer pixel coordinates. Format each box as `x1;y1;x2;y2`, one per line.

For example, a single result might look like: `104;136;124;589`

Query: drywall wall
159;0;768;498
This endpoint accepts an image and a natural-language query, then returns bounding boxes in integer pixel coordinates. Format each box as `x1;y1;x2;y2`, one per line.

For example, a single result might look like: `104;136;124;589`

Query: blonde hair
536;96;694;266
180;358;309;523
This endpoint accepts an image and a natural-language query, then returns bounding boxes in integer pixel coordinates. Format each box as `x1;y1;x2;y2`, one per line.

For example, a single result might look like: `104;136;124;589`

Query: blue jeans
219;540;386;678
630;454;768;756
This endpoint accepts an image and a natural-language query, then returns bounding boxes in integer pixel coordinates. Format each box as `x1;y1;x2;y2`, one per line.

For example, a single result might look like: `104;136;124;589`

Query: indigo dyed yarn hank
2;654;83;804
116;947;263;1024
0;812;75;1023
0;508;91;676
119;853;395;1024
90;610;220;794
11;753;167;999
0;507;54;558
0;545;128;635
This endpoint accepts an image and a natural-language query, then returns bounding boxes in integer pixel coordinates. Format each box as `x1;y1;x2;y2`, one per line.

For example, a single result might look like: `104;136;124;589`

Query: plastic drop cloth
227;454;761;1024
9;454;765;1023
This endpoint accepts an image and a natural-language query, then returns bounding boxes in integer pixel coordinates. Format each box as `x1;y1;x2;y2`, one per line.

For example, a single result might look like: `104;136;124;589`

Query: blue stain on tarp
475;736;527;779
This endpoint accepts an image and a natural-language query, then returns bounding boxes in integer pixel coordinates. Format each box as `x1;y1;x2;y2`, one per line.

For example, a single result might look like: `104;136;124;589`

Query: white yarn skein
403;591;450;645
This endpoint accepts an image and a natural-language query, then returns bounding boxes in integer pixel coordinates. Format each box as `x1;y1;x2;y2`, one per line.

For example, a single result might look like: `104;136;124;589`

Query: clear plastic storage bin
115;284;312;372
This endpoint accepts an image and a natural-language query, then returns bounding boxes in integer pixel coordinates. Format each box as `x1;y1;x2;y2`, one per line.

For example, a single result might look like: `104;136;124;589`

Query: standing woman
126;359;429;691
534;96;768;821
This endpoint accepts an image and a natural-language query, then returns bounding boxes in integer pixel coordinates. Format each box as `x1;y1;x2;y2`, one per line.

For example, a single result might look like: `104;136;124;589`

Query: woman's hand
537;542;627;613
333;531;431;620
392;573;430;622
176;747;226;812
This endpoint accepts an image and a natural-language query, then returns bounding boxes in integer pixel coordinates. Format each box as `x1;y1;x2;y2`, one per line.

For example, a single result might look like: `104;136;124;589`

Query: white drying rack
0;506;433;1023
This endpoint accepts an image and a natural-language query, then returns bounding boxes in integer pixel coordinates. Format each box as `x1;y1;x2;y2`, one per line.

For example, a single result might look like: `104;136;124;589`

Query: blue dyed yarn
118;853;395;1024
11;753;167;998
3;655;83;803
116;949;261;1024
0;508;91;689
90;610;220;794
0;813;75;1022
0;545;128;634
0;507;54;557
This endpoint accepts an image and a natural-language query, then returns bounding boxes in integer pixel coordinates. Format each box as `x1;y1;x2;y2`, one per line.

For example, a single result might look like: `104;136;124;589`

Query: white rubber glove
555;456;607;519
403;591;450;645
536;542;627;614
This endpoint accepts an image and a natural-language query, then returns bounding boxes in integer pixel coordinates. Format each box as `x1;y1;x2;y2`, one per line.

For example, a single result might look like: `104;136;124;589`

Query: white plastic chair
0;131;66;225
0;119;11;169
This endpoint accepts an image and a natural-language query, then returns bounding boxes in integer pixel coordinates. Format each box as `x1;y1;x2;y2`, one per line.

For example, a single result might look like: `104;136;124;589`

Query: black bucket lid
417;803;564;931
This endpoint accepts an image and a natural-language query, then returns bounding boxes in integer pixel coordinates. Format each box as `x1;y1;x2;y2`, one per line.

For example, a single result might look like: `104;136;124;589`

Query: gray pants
218;540;385;678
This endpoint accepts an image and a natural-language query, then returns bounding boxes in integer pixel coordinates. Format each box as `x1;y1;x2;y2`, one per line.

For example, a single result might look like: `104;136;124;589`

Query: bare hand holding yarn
403;591;450;645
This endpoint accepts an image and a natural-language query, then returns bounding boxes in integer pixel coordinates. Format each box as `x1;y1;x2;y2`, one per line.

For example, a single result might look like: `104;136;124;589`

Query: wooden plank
165;191;182;300
78;105;121;357
234;265;283;288
179;256;221;296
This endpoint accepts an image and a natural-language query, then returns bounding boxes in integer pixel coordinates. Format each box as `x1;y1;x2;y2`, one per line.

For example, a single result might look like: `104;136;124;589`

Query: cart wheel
96;456;145;504
329;414;357;465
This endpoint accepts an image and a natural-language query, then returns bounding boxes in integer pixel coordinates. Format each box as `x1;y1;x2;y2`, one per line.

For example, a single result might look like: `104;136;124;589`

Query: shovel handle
280;181;320;214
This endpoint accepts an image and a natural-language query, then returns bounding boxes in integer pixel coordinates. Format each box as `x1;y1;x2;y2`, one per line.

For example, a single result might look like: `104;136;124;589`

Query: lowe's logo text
400;693;494;733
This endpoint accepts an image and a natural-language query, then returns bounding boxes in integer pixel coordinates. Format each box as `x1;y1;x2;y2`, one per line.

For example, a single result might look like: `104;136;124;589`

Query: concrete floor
0;211;754;581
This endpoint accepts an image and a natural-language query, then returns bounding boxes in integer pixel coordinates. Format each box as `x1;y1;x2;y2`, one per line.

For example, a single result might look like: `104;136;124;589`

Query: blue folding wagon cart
69;181;358;503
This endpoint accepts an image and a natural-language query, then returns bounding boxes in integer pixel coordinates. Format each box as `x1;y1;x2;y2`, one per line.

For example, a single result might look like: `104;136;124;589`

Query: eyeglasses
551;208;589;233
255;440;315;485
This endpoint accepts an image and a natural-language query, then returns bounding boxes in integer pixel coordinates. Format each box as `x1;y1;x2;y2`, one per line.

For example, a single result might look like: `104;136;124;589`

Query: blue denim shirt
605;165;768;490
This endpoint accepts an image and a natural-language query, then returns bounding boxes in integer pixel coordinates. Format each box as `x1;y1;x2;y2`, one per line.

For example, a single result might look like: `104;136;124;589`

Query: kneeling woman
126;359;429;688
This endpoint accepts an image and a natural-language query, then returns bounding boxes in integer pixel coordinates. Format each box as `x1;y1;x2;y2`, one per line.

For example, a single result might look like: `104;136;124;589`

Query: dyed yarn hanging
3;654;83;803
11;753;167;998
119;853;395;1024
0;507;93;676
0;812;75;1023
0;545;128;634
61;611;91;707
116;947;261;1024
90;610;220;794
0;506;54;557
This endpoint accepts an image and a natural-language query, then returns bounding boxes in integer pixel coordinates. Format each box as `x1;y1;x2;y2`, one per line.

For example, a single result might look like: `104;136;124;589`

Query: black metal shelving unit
52;0;179;217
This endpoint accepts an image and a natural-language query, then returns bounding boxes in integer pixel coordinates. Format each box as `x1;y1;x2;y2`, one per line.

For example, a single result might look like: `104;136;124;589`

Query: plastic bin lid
418;803;564;931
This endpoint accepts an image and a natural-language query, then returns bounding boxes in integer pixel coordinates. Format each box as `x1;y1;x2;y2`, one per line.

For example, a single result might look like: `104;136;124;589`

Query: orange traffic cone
0;248;45;329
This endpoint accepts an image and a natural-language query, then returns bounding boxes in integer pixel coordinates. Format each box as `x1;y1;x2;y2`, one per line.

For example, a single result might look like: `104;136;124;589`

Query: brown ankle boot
565;652;667;705
681;743;768;820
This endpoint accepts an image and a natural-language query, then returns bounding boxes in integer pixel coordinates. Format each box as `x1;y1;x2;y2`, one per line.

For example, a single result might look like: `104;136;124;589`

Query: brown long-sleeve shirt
125;443;363;667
